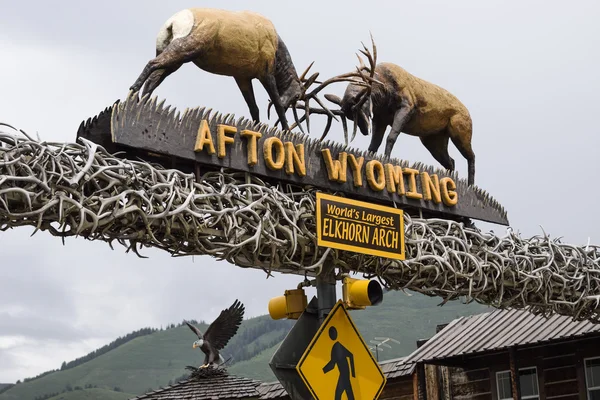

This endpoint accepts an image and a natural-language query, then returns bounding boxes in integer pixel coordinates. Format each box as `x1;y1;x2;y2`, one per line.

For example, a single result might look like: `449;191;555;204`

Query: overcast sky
1;0;599;384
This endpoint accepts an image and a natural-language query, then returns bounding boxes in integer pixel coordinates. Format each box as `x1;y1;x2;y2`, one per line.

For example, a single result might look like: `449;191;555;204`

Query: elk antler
268;60;323;134
351;34;378;114
300;33;380;144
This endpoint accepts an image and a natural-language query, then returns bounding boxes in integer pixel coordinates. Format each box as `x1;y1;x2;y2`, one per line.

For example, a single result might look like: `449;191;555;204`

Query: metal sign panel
296;300;386;400
316;192;405;260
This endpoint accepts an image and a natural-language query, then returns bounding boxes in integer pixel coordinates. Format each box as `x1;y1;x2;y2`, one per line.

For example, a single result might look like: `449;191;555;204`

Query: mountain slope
0;291;489;400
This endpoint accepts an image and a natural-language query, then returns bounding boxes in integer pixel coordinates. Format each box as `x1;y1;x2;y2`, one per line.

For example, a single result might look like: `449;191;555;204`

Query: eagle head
192;339;204;349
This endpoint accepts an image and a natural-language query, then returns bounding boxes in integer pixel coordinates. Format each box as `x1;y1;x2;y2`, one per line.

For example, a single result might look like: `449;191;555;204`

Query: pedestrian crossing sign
296;300;386;399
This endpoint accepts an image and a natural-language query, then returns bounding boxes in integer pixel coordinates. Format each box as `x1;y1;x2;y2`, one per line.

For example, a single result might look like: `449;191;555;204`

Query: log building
407;308;600;400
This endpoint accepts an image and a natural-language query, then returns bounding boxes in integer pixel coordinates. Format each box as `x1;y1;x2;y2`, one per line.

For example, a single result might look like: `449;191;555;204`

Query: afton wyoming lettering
193;120;459;207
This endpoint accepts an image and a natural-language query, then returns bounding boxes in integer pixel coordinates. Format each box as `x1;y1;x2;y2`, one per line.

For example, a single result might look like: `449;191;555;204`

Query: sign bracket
270;266;386;399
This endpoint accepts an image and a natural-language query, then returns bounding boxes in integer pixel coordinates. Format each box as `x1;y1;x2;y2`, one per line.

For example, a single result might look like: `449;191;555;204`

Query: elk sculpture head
290;34;381;144
266;61;333;134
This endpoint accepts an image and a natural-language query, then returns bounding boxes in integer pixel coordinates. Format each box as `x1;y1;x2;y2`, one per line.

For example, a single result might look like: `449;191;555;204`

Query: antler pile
2;124;600;321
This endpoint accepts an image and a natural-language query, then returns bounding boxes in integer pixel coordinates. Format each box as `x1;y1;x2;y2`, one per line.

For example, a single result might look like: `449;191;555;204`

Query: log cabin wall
541;343;578;400
427;336;600;400
380;375;416;400
485;340;598;400
447;365;492;400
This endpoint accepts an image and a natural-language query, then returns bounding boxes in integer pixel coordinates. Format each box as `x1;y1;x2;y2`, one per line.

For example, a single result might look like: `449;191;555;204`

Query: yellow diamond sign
296;300;386;399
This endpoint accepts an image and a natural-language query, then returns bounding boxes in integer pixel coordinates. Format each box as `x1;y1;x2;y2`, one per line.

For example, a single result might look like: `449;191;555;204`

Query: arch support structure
1;129;600;322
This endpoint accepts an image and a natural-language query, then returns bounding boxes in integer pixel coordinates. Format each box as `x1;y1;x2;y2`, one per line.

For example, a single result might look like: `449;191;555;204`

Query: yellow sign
316;192;405;260
296;300;386;399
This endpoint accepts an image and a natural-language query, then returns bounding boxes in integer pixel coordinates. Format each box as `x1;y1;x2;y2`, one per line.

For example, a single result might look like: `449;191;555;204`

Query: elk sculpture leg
130;37;203;94
419;133;455;172
447;113;475;186
384;104;414;158
235;78;260;123
367;119;388;153
260;75;290;131
142;64;183;97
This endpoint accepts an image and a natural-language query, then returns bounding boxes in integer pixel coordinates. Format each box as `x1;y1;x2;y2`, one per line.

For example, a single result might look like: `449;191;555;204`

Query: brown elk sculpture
129;8;330;132
307;36;476;186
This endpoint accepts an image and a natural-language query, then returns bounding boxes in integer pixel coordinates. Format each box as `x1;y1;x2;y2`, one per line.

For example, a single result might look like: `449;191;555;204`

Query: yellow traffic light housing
268;288;308;320
342;276;383;310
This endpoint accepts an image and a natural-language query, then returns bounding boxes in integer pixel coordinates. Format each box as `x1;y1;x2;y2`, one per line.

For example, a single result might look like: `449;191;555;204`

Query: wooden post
436;365;446;400
413;373;420;400
417;363;428;400
426;364;439;400
509;347;521;400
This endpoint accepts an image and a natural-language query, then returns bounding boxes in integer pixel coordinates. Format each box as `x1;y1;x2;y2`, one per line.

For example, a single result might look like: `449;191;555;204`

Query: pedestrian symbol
297;301;386;399
323;326;356;399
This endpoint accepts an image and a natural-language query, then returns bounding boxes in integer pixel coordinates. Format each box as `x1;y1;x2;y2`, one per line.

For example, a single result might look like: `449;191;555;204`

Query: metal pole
376;345;379;362
315;271;337;323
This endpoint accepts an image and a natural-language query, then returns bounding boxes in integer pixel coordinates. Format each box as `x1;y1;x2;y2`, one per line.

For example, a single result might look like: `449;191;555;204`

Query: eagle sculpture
184;299;245;369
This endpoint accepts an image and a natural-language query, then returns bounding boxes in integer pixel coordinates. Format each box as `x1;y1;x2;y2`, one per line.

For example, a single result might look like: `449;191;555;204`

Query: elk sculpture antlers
280;34;381;145
266;60;328;134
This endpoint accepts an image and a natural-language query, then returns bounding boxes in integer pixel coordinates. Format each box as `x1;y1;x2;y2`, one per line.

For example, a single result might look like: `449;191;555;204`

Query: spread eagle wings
185;299;245;349
184;320;204;339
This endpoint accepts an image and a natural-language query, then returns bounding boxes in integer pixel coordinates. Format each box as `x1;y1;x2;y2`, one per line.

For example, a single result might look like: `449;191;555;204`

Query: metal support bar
316;270;337;323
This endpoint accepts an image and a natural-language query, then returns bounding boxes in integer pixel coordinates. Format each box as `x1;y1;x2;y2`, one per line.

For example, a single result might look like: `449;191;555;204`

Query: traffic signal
342;276;383;310
268;288;308;320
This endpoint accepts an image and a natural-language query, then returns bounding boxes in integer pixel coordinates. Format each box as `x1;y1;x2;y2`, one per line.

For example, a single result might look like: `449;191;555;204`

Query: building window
496;367;539;400
496;370;513;400
585;357;600;400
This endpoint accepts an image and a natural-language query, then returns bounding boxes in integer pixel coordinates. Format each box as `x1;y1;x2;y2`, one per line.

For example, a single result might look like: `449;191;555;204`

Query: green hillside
0;316;292;400
228;343;281;381
47;388;134;400
1;291;489;400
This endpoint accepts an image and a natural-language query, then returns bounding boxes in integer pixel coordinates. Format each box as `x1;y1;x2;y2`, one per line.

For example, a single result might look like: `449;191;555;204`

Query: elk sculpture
129;7;332;132
305;36;476;186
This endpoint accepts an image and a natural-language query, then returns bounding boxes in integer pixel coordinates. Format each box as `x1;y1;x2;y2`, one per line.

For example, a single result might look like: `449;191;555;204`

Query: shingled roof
256;382;289;400
380;356;416;379
129;374;262;400
405;308;600;364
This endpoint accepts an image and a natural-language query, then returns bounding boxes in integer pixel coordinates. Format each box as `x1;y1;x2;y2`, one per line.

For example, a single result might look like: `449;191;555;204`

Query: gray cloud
1;0;599;383
0;312;88;342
